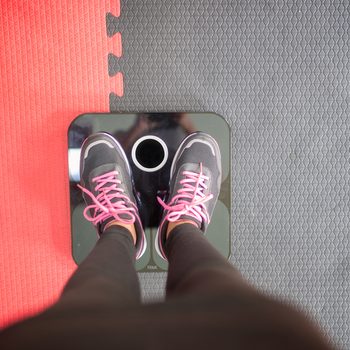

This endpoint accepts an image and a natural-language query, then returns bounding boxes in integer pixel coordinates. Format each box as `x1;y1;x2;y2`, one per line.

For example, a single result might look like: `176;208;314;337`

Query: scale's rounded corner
208;112;231;129
67;113;91;133
70;237;80;267
226;243;232;261
71;250;80;266
226;223;233;261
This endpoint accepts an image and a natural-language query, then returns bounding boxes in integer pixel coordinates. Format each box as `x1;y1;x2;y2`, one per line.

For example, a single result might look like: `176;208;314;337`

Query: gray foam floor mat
109;1;350;348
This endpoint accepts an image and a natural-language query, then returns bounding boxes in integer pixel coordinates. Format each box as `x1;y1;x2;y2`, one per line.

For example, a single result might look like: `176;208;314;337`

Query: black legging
0;224;333;349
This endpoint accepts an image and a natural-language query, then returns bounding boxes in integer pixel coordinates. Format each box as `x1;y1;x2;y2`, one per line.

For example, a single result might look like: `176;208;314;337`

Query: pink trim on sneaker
77;170;138;226
157;163;214;226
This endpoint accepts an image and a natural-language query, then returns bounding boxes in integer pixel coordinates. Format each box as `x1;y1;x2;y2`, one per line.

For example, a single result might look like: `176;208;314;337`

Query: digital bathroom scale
68;112;231;271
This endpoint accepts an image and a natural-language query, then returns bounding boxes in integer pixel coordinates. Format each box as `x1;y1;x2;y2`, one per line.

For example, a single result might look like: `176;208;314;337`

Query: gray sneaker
155;132;222;260
78;132;147;260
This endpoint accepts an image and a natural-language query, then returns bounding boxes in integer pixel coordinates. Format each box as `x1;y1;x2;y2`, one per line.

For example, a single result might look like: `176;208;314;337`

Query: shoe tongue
99;217;114;233
88;164;117;185
99;207;135;233
178;214;202;229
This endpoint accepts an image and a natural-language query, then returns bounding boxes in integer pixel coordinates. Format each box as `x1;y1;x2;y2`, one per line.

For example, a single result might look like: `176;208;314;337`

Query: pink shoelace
77;171;137;226
157;163;213;225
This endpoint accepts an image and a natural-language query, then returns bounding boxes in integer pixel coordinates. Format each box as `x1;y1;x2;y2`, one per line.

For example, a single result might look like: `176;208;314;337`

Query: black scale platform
68;113;231;271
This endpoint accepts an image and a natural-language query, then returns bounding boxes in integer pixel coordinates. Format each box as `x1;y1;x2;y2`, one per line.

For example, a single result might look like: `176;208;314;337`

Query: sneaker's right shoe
155;132;222;260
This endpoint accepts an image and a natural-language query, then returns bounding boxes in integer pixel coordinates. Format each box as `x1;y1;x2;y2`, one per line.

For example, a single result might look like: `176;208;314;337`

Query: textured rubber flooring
112;1;349;347
0;1;349;348
0;0;118;327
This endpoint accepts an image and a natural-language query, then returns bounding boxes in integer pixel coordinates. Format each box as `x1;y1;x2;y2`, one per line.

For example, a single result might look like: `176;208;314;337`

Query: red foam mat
0;0;119;327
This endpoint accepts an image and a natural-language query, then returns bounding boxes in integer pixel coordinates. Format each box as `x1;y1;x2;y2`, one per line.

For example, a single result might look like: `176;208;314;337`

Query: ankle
104;220;137;245
166;220;198;239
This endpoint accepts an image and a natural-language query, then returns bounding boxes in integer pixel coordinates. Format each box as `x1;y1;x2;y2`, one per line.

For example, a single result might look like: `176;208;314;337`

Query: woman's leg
162;222;333;349
0;225;141;349
165;223;246;297
58;225;140;308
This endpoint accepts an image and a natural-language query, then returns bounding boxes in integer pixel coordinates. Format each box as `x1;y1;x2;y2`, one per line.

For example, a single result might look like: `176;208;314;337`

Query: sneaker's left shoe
155;131;222;260
77;132;147;260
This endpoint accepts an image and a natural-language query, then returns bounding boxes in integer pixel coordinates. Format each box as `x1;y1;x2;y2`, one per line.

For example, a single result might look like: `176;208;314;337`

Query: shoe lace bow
77;171;136;225
157;163;213;225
